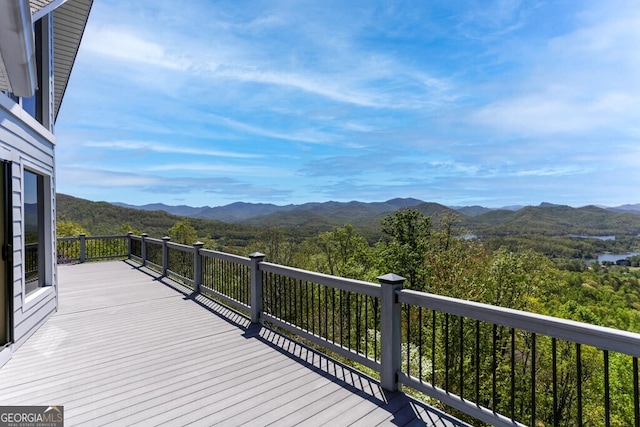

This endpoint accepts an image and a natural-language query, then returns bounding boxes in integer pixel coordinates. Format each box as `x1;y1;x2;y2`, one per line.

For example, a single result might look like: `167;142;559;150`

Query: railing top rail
398;289;640;357
165;241;195;252
200;248;251;267
260;261;381;297
145;237;164;245
84;235;129;240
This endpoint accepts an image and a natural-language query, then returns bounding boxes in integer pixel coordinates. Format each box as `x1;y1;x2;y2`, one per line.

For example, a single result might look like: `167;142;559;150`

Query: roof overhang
52;0;92;120
0;0;38;97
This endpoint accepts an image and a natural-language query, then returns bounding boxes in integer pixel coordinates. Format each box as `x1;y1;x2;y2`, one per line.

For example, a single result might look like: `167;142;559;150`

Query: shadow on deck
0;260;467;426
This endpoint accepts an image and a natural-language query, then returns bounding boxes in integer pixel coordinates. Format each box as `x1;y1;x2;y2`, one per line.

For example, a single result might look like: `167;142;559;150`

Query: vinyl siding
1;95;56;360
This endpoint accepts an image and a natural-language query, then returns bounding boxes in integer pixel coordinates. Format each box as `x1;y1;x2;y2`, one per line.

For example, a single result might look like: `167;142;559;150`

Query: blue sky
55;0;640;208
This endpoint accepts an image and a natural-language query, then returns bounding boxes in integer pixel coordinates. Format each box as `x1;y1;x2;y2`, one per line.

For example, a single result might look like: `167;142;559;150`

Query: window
24;170;44;294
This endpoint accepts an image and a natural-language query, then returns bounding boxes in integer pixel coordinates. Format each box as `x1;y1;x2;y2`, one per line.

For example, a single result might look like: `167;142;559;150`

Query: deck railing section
200;249;251;312
56;233;640;427
259;262;383;373
57;234;128;264
143;236;164;274
165;241;196;286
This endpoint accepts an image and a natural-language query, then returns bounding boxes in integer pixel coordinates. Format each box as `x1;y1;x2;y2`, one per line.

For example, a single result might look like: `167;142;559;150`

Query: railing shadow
122;259;467;426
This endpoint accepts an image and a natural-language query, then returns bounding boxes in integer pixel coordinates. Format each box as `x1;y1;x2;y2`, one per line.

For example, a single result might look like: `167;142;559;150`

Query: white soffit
52;0;92;120
30;0;57;15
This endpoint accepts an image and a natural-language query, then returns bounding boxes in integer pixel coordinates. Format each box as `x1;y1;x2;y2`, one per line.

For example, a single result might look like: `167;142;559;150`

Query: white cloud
84;141;262;159
208;115;334;144
468;2;640;137
144;162;289;177
82;27;190;71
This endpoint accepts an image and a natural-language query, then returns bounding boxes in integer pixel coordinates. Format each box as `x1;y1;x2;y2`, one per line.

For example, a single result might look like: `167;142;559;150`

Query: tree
56;220;88;237
246;228;298;266
379;208;432;290
168;220;198;245
314;224;375;280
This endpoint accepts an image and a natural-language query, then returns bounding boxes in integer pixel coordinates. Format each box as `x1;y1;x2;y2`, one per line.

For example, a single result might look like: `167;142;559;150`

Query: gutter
0;0;37;97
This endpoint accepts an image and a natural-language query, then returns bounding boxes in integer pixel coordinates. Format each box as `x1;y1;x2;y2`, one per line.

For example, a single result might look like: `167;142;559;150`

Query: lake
598;252;640;263
570;235;616;241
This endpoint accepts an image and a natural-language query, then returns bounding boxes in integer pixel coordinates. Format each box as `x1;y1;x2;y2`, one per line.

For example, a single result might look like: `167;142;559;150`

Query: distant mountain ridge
62;194;640;239
113;199;640;222
113;198;427;223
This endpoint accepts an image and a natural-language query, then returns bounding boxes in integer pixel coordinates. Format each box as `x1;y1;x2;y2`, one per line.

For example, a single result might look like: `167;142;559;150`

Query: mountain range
108;198;640;238
113;199;640;221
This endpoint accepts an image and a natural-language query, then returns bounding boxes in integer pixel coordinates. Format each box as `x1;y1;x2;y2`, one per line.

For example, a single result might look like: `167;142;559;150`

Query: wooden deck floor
0;260;467;426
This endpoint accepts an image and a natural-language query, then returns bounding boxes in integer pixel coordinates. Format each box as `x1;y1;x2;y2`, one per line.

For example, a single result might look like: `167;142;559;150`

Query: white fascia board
0;0;37;97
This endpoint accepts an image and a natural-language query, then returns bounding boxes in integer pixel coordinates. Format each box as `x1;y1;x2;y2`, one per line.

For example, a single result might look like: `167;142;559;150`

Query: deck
0;260;466;426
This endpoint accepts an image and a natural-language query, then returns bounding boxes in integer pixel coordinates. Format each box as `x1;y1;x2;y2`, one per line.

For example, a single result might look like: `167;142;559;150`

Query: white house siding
0;95;57;365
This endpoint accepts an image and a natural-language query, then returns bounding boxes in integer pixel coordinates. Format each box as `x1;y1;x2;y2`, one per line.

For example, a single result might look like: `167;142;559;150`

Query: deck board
0;260;468;426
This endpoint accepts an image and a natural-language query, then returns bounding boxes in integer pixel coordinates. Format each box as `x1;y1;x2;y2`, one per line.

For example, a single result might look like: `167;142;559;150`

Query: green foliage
168;220;198;245
379;208;432;290
56;193;263;250
245;228;299;266
57;220;88;237
312;224;376;281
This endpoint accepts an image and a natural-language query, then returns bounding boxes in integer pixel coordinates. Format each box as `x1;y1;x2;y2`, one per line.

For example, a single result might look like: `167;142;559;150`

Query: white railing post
193;241;204;293
79;233;86;263
249;252;266;324
127;232;133;259
141;233;148;266
162;236;170;276
378;273;405;392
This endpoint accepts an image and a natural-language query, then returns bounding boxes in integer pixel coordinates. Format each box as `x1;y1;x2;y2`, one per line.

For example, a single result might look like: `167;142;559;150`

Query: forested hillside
56;194;265;248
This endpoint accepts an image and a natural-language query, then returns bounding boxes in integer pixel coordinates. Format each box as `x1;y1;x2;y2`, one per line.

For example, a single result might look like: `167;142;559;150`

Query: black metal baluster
432;310;436;385
406;304;411;376
634;357;639;427
552;338;558;427
332;287;336;344
531;333;536;427
460;317;464;399
325;286;329;339
339;290;344;347
492;323;497;411
445;313;450;391
374;297;379;362
604;350;610;427
511;327;515;420
365;296;369;357
476;320;480;405
304;282;313;332
311;282;315;335
347;292;351;351
355;293;361;354
577;343;582;427
419;307;423;381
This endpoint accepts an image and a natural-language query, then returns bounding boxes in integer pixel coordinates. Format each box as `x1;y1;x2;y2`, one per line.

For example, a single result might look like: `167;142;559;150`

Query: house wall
0;92;57;368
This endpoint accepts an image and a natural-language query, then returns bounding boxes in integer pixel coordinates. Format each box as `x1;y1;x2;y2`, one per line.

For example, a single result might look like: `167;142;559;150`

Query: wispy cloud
84;141;262;159
82;27;191;71
144;162;290;177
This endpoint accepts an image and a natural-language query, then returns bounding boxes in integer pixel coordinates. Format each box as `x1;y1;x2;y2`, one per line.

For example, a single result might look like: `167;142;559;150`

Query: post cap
377;273;406;285
249;252;266;259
